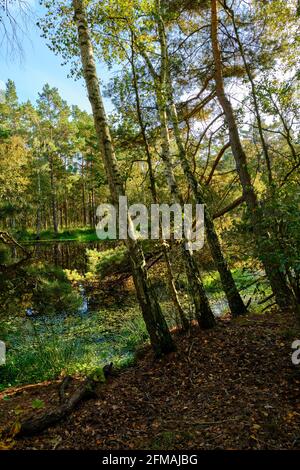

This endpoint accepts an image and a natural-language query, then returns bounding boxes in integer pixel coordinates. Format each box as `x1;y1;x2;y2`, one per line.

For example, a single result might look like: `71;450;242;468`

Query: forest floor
0;308;300;450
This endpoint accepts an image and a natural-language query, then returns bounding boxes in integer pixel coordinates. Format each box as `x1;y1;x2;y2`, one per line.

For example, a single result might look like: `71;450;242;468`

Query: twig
262;302;277;313
187;339;196;363
258;293;275;305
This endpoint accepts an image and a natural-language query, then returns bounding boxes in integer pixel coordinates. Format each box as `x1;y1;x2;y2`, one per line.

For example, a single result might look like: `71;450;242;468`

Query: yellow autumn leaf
11;421;21;436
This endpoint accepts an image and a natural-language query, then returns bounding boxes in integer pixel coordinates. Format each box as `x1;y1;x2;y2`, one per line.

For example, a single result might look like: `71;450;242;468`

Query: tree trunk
36;171;41;239
81;156;87;226
137;7;215;328
82;181;87;226
91;188;96;227
210;0;293;310
72;0;175;356
130;41;189;331
64;198;69;228
226;5;273;186
59;206;63;229
154;1;246;317
8;375;98;437
156;89;215;329
164;244;190;330
49;153;58;234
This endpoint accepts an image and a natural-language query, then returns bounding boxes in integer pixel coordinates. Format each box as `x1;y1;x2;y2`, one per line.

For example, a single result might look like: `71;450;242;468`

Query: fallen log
258;293;275;305
8;375;99;438
0;230;31;274
0;230;29;256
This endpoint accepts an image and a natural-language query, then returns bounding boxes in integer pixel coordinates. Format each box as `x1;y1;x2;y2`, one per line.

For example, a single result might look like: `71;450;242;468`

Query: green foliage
0;136;30;220
87;245;128;278
0;244;10;264
0;262;83;318
0;77;106;233
26;264;83;316
0;306;148;391
31;399;45;409
203;268;269;298
259;185;300;298
17;227;99;243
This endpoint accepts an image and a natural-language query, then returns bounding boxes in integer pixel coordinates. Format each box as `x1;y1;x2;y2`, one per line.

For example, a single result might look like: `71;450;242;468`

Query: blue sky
0;1;113;113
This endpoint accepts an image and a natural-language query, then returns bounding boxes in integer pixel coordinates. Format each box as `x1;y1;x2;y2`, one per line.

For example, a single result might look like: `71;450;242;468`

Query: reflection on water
15;241;105;274
77;283;89;315
211;298;228;317
11;241;230;318
10;241;128;317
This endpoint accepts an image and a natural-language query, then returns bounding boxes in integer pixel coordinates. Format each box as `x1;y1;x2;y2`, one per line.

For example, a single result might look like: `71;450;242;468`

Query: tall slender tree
130;39;189;331
135;27;216;329
154;0;246;317
210;0;294;310
72;0;175;356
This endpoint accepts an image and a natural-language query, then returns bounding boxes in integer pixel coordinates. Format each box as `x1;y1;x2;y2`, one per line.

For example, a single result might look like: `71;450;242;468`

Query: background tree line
0;80;106;233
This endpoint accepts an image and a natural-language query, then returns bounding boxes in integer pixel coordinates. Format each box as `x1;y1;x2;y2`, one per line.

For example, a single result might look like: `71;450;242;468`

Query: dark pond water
0;242;139;389
14;241;105;274
9;240;130;317
10;241;231;317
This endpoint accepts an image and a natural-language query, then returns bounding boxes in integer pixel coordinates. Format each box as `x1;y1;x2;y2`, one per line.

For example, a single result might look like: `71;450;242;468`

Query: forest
0;0;299;455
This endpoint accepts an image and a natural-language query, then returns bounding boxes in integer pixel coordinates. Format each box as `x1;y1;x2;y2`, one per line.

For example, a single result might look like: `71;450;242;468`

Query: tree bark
213;195;244;219
130;40;189;331
210;0;294;310
205;142;230;185
135;5;215;329
156;89;215;329
81;155;87;226
36;170;41;239
72;0;175;356
155;1;246;317
49;152;58;234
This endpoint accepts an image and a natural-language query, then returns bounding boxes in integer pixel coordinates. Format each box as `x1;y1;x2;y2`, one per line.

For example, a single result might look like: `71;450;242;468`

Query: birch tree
72;0;175;355
154;0;247;317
